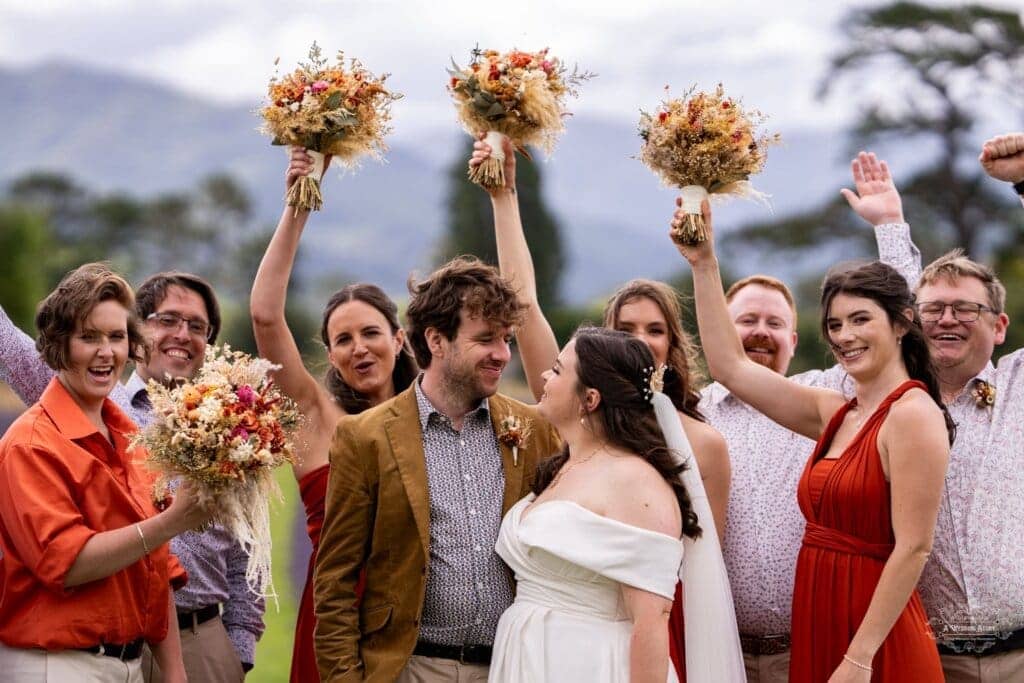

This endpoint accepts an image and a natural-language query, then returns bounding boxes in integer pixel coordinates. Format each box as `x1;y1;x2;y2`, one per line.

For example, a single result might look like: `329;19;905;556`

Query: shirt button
469;508;477;515
464;473;471;481
476;581;484;589
460;439;466;447
474;545;482;552
475;618;483;625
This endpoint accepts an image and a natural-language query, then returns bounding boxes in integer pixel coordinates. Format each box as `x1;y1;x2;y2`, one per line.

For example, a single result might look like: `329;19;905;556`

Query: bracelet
1013;179;1024;196
843;654;873;673
135;523;150;555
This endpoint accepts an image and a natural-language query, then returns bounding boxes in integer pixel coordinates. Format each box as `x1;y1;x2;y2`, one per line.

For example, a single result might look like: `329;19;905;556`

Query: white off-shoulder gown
488;494;684;682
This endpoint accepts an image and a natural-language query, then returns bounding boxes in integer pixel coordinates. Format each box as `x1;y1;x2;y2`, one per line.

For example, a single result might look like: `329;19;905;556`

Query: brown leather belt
740;633;791;656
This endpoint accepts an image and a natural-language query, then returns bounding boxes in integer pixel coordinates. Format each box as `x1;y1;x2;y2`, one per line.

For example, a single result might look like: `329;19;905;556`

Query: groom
314;256;560;682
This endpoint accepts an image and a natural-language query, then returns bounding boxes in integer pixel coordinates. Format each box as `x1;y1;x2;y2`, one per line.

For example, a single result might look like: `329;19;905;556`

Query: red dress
668;582;686;682
291;465;330;683
790;380;943;682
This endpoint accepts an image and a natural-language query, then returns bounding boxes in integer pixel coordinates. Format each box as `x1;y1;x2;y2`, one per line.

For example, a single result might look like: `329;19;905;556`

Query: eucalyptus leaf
324;92;343;110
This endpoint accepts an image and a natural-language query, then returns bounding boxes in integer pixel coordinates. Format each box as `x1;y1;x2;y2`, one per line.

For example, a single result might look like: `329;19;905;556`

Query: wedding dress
488;494;683;682
488;392;745;682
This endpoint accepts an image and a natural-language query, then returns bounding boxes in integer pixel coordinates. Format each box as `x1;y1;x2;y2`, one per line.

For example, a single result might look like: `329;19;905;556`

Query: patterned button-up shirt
414;380;514;646
0;309;265;665
700;222;919;636
921;351;1024;643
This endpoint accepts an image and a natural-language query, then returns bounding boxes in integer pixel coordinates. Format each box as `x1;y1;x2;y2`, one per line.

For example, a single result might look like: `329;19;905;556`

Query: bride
489;328;743;682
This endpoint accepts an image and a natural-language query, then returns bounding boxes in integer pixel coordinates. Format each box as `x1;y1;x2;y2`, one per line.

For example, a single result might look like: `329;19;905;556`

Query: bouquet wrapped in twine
131;345;300;599
448;47;592;189
259;43;401;211
638;85;780;244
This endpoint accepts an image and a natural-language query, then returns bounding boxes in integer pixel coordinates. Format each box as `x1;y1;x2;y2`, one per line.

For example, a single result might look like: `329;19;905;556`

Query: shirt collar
38;376;135;440
124;370;149;399
414;376;489;430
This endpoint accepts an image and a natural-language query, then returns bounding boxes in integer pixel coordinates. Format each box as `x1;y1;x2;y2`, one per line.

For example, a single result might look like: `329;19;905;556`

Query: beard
743;335;780;371
440;354;500;405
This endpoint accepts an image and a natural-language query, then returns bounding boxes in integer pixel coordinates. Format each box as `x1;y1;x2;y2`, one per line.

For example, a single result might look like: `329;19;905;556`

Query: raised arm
251;148;338;428
841;151;922;285
980;132;1024;208
0;305;55;404
470;136;559;400
835;391;948;679
675;201;843;441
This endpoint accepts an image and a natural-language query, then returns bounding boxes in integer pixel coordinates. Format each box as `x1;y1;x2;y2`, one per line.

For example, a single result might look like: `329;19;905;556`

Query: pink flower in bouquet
311;80;330;93
236;384;256;405
230;426;250;443
541;60;553;75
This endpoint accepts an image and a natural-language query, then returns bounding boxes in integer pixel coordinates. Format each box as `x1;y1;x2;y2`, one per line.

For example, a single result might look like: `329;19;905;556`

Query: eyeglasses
916;301;995;323
146;312;213;340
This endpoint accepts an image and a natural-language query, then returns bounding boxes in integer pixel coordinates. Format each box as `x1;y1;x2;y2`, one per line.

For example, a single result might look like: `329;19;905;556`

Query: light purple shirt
0;310;265;665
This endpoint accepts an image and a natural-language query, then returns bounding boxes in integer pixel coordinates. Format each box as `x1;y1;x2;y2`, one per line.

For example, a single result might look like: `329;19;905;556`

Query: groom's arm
314;416;374;682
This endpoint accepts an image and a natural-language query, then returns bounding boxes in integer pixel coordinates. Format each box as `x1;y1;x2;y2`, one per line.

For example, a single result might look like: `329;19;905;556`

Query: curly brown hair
603;279;705;421
35;263;146;371
405;256;526;368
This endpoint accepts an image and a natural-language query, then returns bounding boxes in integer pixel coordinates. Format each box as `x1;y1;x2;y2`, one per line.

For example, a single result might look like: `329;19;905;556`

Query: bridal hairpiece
640;365;667;403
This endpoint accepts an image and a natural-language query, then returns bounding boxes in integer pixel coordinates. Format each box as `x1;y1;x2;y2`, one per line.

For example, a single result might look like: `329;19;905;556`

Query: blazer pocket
360;604;394;634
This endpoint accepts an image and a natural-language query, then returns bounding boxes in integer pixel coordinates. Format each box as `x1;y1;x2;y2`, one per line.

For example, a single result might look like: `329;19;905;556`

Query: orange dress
790;380;942;682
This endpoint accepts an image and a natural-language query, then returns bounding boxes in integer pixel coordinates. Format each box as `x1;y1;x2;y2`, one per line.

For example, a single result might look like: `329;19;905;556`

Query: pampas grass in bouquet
638;85;780;244
260;43;402;211
448;47;593;190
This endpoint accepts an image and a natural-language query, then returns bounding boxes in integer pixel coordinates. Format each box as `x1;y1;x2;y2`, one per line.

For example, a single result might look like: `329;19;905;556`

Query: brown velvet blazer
313;384;559;682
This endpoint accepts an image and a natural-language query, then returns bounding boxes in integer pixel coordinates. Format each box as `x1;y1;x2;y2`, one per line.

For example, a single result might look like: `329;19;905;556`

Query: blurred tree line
0;172;318;360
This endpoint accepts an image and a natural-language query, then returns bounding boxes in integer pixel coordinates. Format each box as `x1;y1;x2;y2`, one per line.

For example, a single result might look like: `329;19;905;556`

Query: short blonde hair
725;274;798;325
918;249;1006;314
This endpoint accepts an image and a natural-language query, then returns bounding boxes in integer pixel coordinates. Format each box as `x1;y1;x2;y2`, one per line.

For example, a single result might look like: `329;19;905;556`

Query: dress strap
802;521;894;561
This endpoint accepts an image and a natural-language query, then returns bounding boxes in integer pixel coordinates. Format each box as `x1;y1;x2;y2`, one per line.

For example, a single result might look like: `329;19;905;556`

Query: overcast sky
1;0;1019;144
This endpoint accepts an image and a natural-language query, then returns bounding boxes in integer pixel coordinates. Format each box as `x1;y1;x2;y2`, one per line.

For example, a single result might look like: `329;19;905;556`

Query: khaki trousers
142;615;244;683
743;650;790;683
0;642;142;683
942;649;1024;683
396;654;490;683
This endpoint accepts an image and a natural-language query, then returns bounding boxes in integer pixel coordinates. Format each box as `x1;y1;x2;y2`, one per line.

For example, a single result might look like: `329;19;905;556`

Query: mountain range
1;61;874;303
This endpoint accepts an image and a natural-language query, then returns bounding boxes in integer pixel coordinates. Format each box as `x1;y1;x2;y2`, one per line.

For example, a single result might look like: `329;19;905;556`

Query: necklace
550;444;606;489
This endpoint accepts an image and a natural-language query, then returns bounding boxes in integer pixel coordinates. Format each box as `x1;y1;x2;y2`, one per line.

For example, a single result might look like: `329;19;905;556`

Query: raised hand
469;133;517;195
840;151;904;225
979;133;1024;184
671;197;716;266
286;147;333;192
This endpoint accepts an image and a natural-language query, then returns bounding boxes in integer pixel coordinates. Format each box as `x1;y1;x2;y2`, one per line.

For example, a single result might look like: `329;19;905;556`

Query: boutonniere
971;380;995;409
498;415;532;466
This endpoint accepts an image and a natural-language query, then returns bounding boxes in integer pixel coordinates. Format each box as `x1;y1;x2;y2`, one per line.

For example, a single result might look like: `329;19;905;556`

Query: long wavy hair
603;279;705;421
820;261;955;445
533;327;702;539
319;283;418;414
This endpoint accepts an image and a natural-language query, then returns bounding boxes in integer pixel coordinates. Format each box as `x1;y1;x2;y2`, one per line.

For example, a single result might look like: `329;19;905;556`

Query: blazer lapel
489;394;526;514
384;388;431;559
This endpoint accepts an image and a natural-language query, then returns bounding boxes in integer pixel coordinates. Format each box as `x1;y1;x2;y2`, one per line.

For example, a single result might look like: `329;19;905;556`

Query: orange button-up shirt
0;378;186;649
